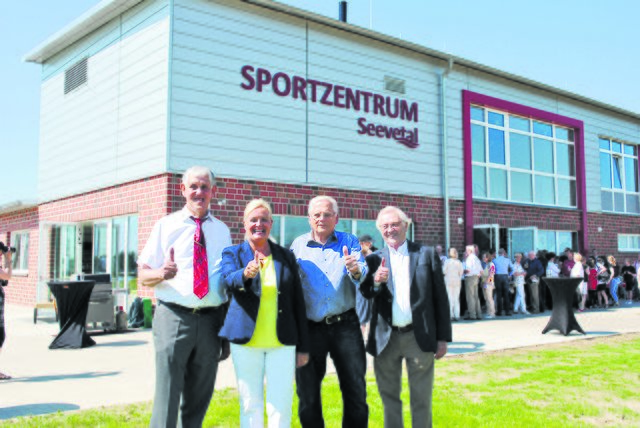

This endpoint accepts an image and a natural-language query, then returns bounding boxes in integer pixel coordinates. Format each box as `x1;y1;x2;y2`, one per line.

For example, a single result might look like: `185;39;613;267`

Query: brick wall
588;212;640;262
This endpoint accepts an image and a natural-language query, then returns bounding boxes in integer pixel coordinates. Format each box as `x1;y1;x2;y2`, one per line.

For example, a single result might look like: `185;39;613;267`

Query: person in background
523;251;544;313
436;245;447;265
561;249;575;277
607;255;621;307
493;248;514;316
512;253;528;315
621;258;637;304
357;235;377;336
586;257;598;309
571;253;587;312
595;256;610;309
443;248;464;321
361;206;451;428
537;250;549;312
462;245;483;320
0;249;13;381
546;253;560;278
481;252;496;319
291;196;368;428
138;166;231;427
220;199;309;428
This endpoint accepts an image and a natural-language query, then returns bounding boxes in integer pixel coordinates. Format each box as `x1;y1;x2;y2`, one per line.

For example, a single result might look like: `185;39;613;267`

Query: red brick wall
588;212;640;262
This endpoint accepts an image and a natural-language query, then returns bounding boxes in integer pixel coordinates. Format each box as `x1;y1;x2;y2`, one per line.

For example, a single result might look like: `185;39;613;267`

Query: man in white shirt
463;245;483;320
138;166;232;428
361;206;451;428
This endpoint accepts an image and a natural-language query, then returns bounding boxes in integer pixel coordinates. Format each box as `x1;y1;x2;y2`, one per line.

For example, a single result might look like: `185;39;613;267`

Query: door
474;224;500;253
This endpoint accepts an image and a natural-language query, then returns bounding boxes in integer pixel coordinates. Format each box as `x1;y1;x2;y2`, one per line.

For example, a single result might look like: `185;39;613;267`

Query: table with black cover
541;277;585;336
47;280;96;349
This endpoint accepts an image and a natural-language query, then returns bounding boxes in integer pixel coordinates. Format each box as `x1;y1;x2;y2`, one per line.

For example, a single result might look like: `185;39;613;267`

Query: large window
599;138;639;214
271;216;413;250
91;215;138;292
10;231;29;273
618;234;640;252
471;105;576;207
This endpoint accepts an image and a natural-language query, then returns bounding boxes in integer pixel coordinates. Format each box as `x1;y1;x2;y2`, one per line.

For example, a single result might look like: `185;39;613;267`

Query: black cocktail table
47;280;96;349
541;277;585;336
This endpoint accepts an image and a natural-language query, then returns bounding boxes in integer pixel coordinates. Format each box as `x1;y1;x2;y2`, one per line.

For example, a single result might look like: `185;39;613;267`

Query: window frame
10;230;30;275
599;137;639;214
618;234;640;252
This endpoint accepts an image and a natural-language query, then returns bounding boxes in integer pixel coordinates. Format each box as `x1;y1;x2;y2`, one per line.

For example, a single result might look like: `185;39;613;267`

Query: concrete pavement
1;302;639;420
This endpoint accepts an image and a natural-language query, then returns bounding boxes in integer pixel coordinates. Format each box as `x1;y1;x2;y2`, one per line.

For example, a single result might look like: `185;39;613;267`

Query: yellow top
246;255;282;348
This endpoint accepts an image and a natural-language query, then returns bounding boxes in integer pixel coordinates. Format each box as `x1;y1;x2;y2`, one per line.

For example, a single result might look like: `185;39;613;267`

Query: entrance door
474;224;499;253
508;227;536;258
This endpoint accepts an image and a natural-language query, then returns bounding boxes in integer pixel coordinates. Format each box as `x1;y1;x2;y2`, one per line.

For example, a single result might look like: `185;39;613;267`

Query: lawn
2;333;639;427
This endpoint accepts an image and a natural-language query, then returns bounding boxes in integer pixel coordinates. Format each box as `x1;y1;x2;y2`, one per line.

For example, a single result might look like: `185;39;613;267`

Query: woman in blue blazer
220;199;309;428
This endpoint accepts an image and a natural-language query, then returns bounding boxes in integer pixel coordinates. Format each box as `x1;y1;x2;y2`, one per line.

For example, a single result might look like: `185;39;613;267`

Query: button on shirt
138;207;232;308
290;231;366;322
388;241;412;327
493;255;514;275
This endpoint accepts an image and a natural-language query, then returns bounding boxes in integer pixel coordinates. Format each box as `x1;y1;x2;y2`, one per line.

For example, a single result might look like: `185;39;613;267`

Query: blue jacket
219;240;310;353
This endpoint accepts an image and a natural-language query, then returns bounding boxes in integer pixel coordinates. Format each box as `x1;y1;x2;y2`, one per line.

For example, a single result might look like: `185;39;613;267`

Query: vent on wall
64;58;88;94
384;75;405;94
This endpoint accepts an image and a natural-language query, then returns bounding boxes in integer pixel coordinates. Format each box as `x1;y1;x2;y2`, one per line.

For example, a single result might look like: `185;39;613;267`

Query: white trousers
230;343;296;428
514;283;527;313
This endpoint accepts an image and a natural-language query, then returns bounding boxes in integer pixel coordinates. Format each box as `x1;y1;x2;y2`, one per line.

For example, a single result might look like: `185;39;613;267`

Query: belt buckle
325;314;341;325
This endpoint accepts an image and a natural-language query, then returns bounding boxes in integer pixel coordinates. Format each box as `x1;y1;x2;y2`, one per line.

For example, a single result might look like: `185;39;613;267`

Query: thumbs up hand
162;247;178;280
374;257;389;283
343;246;361;277
244;250;262;279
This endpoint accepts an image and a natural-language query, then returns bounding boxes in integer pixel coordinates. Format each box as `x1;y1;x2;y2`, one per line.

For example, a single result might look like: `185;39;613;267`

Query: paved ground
1;302;639;420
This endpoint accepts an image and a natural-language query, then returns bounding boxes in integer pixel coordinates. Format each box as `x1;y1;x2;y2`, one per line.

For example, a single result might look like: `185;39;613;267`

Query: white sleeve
137;220;164;269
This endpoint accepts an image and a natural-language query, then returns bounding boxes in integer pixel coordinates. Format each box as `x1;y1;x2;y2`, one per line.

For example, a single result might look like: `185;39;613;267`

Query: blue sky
2;0;639;205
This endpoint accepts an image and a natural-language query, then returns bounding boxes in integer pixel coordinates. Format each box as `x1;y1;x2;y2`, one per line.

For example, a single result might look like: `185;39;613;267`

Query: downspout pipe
440;58;454;250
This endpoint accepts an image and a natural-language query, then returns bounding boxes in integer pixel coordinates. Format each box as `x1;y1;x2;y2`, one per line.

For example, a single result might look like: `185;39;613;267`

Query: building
1;0;639;307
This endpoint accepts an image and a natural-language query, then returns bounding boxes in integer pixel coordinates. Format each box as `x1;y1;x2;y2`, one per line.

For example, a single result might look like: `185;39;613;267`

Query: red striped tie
192;217;209;299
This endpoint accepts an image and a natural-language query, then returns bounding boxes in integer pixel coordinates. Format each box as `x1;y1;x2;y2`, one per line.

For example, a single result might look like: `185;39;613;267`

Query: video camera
0;242;16;254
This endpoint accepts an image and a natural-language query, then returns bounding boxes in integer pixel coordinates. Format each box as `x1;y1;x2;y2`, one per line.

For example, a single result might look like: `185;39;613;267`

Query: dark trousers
150;303;224;428
296;312;368;428
494;274;511;314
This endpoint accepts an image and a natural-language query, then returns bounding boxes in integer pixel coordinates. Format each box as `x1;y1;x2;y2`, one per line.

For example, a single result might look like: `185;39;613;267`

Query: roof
24;0;640;121
0;201;38;216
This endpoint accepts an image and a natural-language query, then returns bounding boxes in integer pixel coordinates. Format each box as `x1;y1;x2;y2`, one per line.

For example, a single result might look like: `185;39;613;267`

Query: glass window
535;176;555;205
510;133;531;169
509;115;529;132
488;111;504;126
533;121;552;137
599;138;610;150
489;129;505;164
534;138;554;173
472;124;486;162
53;225;77;280
93;223;108;274
336;219;353;234
614;192;625;212
619;234;640;251
600;138;640;213
612;141;622;153
471;106;484;122
601;191;613;212
626;194;640;214
612;156;623;189
557;232;573;253
355;220;384;251
10;231;29;272
283;217;310;248
111;218;126;289
473;166;487;197
489;168;507;200
600;152;612;188
624;145;636;156
511;172;532;202
127;216;138;293
556;143;575;176
557;179;576;207
625;157;638;192
555;127;569;141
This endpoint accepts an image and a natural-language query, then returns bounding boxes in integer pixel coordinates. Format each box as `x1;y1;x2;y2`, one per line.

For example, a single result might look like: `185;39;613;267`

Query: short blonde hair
308;196;338;216
608;255;616;266
376;206;411;232
449;247;458;259
574;252;583;263
244;199;273;222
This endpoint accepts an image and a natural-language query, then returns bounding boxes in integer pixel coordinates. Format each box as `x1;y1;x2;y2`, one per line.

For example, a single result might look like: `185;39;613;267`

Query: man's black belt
160;300;222;315
391;324;413;333
313;308;357;325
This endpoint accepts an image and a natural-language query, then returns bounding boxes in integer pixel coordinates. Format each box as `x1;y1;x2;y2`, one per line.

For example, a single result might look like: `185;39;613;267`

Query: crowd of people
439;244;640;321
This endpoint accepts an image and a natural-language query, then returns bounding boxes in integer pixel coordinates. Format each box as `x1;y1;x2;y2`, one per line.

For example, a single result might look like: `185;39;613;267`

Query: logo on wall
240;65;420;149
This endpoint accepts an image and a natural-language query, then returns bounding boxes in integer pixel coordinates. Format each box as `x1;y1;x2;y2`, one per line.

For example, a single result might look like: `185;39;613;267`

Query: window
471;106;576;207
536;230;576;254
599;138;639;214
11;231;29;273
91;215;138;292
618;234;640;252
64;57;88;94
270;216;413;251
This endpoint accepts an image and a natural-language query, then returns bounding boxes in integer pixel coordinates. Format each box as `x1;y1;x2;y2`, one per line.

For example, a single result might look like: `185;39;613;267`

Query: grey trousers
374;330;435;428
527;281;540;314
150;303;223;428
464;275;481;319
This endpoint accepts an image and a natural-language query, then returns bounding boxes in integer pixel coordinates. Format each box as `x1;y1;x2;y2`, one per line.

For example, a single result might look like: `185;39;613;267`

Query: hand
435;341;447;360
343;246;361;277
4;251;12;263
243;251;263;279
218;339;231;362
161;248;178;280
374;257;389;283
296;352;310;368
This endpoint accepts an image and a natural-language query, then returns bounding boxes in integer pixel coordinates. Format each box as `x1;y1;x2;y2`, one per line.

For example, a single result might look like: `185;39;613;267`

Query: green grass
3;334;639;427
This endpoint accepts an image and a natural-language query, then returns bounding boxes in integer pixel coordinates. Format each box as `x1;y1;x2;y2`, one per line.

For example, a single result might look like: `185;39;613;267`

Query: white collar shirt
464;254;483;276
388;241;412;327
138;207;232;308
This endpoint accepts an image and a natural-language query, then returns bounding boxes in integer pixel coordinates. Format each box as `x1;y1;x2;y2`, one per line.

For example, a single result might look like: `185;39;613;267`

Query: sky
2;0;639;206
